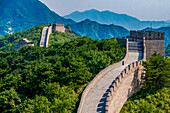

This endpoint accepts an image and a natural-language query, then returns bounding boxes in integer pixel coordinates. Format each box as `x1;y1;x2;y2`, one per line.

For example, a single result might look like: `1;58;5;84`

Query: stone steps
128;42;143;52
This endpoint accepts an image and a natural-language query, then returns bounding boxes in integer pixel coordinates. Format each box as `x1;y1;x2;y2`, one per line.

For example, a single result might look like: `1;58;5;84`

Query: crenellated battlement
129;30;164;41
77;30;164;113
105;61;144;113
144;31;164;40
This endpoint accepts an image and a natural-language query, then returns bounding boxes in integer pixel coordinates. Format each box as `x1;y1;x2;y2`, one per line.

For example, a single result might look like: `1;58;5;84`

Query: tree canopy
0;35;126;112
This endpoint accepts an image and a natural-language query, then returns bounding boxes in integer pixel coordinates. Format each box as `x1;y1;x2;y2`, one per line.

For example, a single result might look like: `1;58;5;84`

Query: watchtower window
149;32;151;37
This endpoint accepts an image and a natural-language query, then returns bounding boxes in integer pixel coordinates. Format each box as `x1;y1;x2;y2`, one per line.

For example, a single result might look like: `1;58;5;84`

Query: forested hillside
70;19;129;40
0;36;126;112
0;25;76;51
121;53;170;113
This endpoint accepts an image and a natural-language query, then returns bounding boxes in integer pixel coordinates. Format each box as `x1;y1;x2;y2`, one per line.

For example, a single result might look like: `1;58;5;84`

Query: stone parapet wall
145;39;164;60
105;60;144;113
45;26;52;47
77;39;128;113
40;26;48;47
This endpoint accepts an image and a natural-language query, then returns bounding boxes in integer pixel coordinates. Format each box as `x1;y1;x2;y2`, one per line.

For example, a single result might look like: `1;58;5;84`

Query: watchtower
50;23;65;32
144;31;165;60
129;30;165;60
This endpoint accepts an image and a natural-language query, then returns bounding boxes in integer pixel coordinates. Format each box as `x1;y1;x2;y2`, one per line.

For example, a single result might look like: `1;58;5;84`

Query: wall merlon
128;64;131;71
113;83;117;90
118;75;122;82
125;66;129;74
110;87;114;96
120;72;124;78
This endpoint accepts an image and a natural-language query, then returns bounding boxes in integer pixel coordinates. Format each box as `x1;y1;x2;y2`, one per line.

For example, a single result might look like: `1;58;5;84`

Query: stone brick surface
81;51;142;113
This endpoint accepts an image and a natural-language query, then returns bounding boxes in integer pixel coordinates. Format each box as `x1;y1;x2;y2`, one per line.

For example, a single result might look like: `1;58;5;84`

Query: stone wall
40;23;65;48
45;26;52;47
129;30;144;41
50;23;66;32
77;39;128;113
40;26;49;47
145;39;165;60
144;31;164;39
128;30;165;60
105;61;144;113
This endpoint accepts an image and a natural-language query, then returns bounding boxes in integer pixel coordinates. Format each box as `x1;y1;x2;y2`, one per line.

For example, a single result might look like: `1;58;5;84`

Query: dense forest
121;53;170;113
0;34;126;112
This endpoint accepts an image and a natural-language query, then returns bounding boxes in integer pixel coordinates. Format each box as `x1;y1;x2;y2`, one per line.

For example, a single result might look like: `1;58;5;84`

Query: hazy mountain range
0;0;169;46
0;0;75;37
166;20;170;23
70;19;129;40
0;0;129;39
64;9;170;30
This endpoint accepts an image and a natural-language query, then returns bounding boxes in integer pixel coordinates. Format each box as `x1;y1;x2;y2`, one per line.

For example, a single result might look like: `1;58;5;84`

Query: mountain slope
144;27;170;47
70;19;129;40
0;0;75;36
64;9;170;30
0;25;77;51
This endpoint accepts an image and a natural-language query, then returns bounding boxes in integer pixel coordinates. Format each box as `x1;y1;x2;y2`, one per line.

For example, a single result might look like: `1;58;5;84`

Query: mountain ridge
70;19;129;40
64;9;170;30
0;0;75;36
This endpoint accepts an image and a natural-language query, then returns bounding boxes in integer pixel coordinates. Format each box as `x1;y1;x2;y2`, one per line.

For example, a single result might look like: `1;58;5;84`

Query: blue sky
40;0;170;21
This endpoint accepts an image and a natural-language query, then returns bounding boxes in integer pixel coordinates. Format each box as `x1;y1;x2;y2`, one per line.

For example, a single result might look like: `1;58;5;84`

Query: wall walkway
78;40;144;113
40;26;52;47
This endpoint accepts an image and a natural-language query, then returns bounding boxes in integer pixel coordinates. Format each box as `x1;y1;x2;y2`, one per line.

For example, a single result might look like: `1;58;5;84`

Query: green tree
142;53;170;93
0;88;21;113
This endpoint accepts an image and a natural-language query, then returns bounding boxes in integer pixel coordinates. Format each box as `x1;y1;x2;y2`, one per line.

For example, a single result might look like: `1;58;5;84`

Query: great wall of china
77;38;145;113
77;30;164;113
40;24;65;47
39;23;79;47
39;24;165;113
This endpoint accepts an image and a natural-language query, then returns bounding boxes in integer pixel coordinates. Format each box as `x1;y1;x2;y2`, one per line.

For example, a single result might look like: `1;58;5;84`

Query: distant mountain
166;20;170;23
64;9;170;30
0;0;75;36
144;27;170;47
70;19;129;40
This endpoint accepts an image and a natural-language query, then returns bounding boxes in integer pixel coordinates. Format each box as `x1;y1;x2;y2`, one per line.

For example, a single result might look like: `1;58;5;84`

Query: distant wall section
50;23;66;32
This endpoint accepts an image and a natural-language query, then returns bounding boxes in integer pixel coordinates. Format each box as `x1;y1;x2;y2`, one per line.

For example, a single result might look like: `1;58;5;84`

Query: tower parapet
144;31;164;40
50;23;66;32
